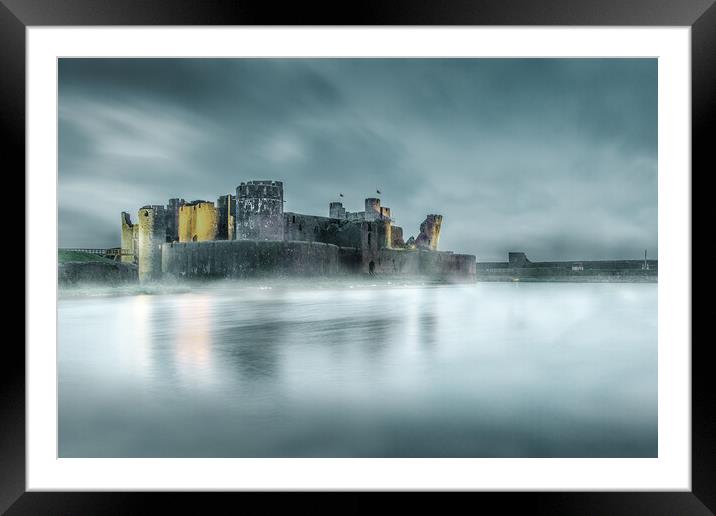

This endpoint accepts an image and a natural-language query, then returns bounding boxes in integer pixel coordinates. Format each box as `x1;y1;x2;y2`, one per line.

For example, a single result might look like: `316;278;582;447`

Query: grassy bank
58;250;116;264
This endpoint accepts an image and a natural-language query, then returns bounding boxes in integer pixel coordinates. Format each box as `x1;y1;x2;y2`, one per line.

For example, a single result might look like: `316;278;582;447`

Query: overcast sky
58;58;657;262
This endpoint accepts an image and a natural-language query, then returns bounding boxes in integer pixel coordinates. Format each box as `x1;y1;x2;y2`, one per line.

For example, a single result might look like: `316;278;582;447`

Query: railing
60;248;133;259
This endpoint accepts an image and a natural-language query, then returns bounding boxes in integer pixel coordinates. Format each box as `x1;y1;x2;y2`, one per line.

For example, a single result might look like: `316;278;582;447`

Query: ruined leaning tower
415;214;442;251
236;180;284;241
120;212;137;264
137;205;167;282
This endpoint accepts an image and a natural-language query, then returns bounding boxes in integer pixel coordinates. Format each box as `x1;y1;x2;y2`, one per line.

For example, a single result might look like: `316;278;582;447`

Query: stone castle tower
329;201;346;219
178;201;218;242
137;205;167;282
120;212;138;264
360;219;392;273
236;180;284;241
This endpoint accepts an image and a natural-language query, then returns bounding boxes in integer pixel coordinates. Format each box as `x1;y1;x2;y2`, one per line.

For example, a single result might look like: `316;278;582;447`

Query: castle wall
346;211;367;222
161;240;345;279
160;240;475;280
367;249;421;275
418;250;476;279
324;220;364;248
237;180;284;241
284;213;333;243
284;212;365;248
137;206;166;282
360;248;476;280
178;202;218;242
338;246;362;273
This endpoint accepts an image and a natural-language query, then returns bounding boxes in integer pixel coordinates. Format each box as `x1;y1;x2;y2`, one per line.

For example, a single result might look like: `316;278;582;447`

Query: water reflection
220;320;287;381
172;294;215;388
58;282;657;458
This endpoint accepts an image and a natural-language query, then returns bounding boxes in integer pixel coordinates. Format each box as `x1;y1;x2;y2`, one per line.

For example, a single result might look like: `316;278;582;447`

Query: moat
58;281;657;458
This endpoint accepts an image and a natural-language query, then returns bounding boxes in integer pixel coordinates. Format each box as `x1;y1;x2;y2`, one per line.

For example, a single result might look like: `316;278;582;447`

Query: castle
121;180;477;283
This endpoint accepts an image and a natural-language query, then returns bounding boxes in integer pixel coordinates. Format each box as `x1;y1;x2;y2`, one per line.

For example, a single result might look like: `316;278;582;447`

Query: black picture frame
4;0;709;513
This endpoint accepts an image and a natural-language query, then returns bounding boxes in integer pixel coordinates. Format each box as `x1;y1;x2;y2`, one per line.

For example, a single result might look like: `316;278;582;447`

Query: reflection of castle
121;180;476;282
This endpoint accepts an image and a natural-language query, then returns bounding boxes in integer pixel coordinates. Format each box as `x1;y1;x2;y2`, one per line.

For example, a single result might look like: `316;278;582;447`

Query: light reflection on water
58;281;657;457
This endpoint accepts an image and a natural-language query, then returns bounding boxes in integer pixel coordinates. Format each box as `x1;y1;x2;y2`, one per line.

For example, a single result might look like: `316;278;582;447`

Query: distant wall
476;252;658;281
477;258;658;272
476;267;658;282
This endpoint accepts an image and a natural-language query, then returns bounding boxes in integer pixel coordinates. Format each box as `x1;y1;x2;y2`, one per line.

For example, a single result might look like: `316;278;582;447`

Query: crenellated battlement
237;180;284;200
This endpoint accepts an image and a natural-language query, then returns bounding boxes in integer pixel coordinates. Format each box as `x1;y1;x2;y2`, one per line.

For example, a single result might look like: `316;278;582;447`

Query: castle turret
236;180;284;241
137;205;166;282
364;198;381;221
329;201;346;219
415;214;442;251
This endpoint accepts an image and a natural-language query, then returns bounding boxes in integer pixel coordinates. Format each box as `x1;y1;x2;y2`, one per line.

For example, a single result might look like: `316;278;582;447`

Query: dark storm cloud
58;58;657;261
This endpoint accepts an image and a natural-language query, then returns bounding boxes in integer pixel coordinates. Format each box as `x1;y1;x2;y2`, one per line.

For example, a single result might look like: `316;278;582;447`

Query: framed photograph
7;0;709;512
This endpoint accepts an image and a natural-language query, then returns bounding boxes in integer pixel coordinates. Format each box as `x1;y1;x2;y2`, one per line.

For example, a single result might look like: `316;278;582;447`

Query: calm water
58;280;657;457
